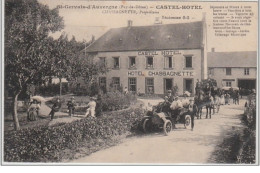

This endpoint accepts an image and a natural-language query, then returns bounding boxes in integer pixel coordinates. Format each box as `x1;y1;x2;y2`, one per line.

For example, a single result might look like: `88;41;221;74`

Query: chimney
91;35;95;43
211;48;215;52
127;20;133;27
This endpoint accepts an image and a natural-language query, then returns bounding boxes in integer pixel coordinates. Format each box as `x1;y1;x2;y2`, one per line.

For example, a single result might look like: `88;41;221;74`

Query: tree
69;51;109;95
5;0;64;130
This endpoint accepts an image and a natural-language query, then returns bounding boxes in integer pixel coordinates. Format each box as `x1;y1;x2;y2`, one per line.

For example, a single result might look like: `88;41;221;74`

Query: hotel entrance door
164;78;173;94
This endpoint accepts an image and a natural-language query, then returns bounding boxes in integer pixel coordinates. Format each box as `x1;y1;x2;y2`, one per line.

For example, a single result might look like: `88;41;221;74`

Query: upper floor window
244;68;249;75
113;57;120;69
146;56;154;69
185;56;192;68
226;68;232;75
164;56;173;68
99;57;106;67
129;56;136;68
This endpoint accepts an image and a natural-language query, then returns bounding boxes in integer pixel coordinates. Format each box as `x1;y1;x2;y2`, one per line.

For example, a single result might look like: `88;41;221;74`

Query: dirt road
70;99;245;164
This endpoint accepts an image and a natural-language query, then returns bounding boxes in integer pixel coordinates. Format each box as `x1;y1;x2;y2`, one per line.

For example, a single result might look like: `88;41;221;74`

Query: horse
204;93;214;119
194;90;204;119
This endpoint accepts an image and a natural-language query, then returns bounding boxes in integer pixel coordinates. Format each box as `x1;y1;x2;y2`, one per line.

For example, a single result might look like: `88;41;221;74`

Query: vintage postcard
1;0;258;165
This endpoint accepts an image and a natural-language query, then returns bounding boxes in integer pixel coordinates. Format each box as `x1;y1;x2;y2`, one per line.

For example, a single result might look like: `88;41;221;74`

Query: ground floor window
145;78;154;94
99;77;106;92
183;79;193;94
226;81;232;87
128;78;137;92
112;77;120;91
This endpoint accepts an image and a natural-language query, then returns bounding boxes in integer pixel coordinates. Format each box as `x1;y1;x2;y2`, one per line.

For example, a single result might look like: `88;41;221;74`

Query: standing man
188;98;197;131
195;79;201;96
49;98;61;121
67;97;76;117
167;90;174;103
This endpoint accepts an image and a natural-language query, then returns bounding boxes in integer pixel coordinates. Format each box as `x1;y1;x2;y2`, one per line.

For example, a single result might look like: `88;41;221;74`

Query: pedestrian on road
188;98;197;131
49;98;61;121
85;97;97;117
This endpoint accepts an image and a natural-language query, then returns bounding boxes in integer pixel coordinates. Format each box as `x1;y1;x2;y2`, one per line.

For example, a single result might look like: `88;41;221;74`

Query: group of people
48;96;98;120
218;89;240;106
27;96;98;121
162;90;197;131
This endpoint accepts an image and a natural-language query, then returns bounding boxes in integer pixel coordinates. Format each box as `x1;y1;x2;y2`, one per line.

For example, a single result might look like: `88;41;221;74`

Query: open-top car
142;101;193;135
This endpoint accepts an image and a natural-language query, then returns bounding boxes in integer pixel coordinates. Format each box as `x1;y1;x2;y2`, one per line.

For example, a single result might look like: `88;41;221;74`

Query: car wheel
163;120;172;136
142;119;149;133
184;115;192;129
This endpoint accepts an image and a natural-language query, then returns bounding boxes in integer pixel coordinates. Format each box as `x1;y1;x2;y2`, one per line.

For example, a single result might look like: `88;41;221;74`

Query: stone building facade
80;20;208;95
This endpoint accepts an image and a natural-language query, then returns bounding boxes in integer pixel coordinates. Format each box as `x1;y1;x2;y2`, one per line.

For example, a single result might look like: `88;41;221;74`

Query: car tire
163;120;172;136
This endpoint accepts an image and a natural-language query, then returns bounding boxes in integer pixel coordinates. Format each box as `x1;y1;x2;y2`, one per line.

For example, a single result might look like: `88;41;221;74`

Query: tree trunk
12;91;21;131
59;77;62;97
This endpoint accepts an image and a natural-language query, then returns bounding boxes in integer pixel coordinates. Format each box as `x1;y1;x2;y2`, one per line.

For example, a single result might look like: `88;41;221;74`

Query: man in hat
188;98;197;131
49;98;61;121
167;90;174;103
85;97;97;117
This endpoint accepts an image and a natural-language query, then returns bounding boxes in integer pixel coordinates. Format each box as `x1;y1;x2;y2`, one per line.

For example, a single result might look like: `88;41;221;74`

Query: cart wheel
163;120;172;136
142;119;149;133
184;115;192;129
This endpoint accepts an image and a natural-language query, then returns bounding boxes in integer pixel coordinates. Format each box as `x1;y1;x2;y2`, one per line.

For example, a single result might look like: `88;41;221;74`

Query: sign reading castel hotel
83;19;208;95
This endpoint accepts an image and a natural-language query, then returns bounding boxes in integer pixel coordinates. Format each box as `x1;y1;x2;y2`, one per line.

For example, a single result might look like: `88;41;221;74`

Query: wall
91;49;203;95
209;67;257;88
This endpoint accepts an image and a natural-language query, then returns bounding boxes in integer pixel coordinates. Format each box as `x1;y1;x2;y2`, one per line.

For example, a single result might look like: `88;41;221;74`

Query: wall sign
137;50;182;56
128;71;194;77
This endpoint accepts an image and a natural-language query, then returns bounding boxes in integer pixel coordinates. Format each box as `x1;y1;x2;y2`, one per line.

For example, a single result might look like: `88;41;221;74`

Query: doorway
238;79;256;90
164;78;173;94
183;79;193;94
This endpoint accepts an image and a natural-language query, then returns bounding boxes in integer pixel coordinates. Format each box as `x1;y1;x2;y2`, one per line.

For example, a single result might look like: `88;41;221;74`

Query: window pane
169;57;172;68
146;78;154;94
129;57;136;68
113;57;119;68
185;56;192;68
129;78;136;92
164;57;172;68
226;68;231;75
147;57;153;68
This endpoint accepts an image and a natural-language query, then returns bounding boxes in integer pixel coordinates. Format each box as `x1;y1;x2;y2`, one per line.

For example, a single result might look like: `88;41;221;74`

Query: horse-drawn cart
142;101;193;136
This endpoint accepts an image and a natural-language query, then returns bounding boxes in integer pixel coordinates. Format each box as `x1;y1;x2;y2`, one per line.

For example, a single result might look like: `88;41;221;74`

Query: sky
38;0;258;52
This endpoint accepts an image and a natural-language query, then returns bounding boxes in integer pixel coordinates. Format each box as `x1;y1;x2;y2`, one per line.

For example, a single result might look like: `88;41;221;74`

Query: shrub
4;108;144;162
101;91;136;111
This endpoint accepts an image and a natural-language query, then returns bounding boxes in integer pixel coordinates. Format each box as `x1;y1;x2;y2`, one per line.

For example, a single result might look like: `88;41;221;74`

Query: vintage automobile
142;101;193;136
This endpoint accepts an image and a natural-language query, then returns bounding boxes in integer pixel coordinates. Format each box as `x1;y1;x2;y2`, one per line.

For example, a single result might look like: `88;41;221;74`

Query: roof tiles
85;21;203;52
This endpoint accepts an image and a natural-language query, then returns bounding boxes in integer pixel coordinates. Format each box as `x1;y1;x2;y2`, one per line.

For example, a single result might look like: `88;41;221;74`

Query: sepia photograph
1;0;258;165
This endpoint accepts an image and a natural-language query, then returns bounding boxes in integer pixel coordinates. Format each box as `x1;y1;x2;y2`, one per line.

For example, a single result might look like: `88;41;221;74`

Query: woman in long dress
220;94;225;105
